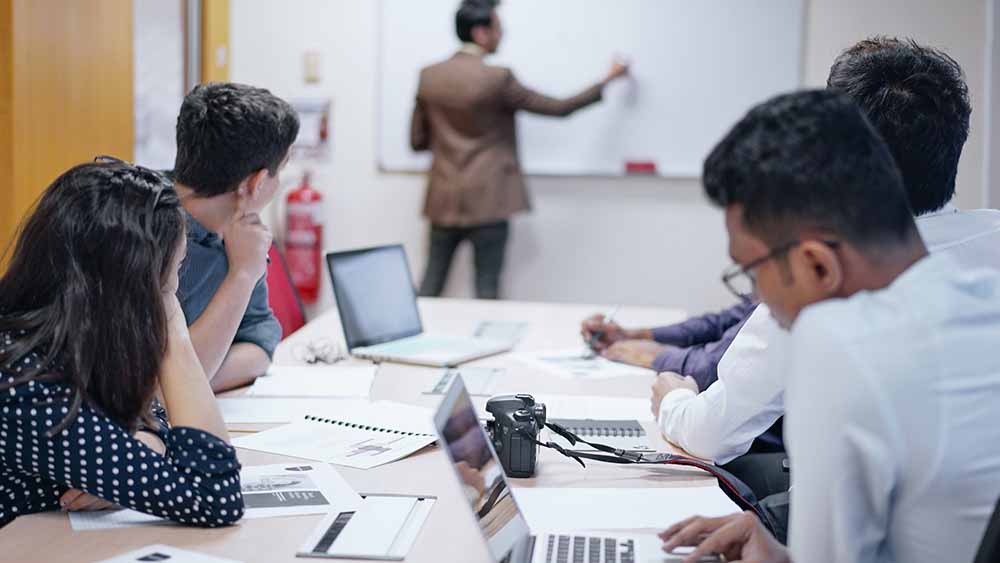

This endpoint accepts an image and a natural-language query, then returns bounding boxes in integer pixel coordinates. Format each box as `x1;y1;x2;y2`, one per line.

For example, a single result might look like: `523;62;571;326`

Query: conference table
1;298;727;562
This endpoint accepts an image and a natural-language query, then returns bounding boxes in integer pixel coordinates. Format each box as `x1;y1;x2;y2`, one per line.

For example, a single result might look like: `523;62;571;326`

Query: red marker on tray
624;160;657;175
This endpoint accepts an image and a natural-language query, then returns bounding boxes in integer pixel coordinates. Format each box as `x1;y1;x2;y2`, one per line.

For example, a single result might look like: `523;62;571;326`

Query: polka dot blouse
0;330;244;528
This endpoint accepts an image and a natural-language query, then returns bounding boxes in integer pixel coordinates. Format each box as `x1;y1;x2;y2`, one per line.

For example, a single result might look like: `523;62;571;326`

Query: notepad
232;401;437;470
548;418;652;452
528;394;655;422
298;494;436;560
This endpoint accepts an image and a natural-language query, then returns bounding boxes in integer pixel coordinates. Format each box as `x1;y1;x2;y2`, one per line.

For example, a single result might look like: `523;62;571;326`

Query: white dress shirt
785;253;1000;563
658;206;1000;464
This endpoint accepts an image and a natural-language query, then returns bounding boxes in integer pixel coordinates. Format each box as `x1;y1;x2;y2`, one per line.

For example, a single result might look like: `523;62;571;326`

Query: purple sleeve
650;301;757;347
651;304;757;390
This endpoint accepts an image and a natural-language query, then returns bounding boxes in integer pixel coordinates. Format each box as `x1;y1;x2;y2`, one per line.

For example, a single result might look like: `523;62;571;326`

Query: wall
989;0;1000;207
229;0;992;318
1;0;134;267
803;0;989;212
134;0;185;170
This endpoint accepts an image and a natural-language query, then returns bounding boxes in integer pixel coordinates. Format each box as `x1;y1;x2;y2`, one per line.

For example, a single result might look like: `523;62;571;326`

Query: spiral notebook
232;400;436;470
547;418;653;452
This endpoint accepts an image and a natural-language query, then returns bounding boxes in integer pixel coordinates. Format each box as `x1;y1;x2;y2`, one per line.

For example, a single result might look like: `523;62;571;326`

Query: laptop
432;377;719;563
326;244;513;367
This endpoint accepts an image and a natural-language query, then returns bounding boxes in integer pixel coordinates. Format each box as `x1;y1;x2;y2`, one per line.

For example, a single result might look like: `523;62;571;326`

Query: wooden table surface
0;298;721;563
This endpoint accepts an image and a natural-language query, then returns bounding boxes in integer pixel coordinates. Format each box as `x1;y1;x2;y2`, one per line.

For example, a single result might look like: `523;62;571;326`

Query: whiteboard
378;0;804;177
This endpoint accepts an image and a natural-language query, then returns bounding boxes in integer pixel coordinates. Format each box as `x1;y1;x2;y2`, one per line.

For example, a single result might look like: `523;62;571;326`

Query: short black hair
827;37;970;215
703;89;917;250
455;0;496;42
174;82;299;197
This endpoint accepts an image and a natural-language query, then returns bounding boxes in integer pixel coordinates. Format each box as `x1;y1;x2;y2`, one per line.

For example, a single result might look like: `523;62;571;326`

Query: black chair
975;497;1000;563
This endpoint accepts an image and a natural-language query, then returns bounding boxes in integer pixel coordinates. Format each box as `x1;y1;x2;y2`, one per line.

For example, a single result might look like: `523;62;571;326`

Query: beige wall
229;0;994;317
989;0;1000;207
804;0;990;211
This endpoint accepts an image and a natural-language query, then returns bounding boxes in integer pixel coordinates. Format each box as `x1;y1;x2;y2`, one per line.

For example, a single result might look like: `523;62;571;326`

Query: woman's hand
59;489;115;512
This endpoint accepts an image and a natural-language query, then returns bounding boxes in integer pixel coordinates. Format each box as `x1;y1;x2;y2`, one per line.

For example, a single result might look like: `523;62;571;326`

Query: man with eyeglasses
658;88;1000;563
636;39;1000;531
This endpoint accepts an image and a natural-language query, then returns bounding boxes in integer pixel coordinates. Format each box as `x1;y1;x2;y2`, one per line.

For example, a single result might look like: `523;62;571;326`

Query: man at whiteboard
410;0;628;299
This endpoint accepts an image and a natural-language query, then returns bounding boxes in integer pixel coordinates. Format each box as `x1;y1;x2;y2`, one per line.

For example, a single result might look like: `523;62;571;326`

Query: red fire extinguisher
285;172;323;304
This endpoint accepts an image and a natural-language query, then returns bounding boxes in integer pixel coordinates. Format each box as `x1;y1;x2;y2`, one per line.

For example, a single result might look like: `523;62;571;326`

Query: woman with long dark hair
0;160;243;527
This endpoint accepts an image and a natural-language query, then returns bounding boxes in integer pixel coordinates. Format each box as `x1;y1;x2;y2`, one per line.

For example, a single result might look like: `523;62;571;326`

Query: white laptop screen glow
434;379;531;561
326;245;423;349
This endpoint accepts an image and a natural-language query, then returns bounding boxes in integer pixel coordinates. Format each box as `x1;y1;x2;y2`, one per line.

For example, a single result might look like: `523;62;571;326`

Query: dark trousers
419;221;509;299
721;452;792;545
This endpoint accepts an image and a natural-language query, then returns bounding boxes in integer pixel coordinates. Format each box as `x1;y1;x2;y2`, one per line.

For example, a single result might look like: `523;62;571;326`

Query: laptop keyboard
544;535;634;563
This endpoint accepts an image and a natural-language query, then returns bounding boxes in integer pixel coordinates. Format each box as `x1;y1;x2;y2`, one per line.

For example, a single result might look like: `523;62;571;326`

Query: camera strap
515;422;776;535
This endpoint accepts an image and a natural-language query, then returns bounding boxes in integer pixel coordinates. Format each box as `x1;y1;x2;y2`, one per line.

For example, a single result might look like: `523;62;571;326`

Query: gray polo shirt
176;210;281;358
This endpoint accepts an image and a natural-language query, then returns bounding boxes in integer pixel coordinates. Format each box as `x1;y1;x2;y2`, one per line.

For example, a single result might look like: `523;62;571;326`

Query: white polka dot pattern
0;331;244;528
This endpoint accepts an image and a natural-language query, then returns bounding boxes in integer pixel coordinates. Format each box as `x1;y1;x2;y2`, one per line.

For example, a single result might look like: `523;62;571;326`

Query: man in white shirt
657;85;1000;561
652;38;1000;507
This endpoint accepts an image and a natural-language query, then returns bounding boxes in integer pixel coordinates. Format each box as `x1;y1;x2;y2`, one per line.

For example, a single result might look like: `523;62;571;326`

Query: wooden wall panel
0;0;133;269
201;0;229;83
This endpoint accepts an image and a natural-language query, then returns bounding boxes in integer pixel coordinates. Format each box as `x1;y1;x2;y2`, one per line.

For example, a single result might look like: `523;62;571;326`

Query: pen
586;304;621;357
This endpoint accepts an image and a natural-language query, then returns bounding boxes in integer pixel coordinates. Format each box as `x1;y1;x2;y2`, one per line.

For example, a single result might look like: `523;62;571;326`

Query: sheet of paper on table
247;364;377;398
97;544;243;563
516;347;655;379
511;487;739;531
473;320;529;344
69;462;361;531
423;366;506;396
217;397;362;424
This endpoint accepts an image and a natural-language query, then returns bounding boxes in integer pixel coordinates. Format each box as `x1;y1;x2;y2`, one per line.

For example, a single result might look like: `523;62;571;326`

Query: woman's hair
0;161;184;436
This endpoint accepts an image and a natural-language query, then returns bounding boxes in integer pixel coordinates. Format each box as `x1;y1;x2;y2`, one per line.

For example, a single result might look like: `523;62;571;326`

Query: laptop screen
326;245;424;349
434;378;531;562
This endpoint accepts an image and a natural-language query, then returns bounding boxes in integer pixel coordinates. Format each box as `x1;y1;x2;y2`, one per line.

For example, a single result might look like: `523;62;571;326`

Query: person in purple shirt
581;301;756;391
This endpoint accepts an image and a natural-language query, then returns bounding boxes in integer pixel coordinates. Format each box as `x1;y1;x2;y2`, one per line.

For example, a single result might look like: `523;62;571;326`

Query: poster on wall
290;98;333;163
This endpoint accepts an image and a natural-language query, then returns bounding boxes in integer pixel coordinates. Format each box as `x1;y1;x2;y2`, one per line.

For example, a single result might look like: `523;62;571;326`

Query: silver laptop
326;245;512;367
433;378;718;563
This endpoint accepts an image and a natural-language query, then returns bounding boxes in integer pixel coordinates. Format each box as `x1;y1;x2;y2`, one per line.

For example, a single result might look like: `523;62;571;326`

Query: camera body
485;394;546;478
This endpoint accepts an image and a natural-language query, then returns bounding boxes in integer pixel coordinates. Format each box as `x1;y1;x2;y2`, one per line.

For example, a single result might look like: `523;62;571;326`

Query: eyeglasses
721;239;840;303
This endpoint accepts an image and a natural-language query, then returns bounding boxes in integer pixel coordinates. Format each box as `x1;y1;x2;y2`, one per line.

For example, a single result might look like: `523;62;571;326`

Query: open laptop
433;377;719;563
326;244;512;367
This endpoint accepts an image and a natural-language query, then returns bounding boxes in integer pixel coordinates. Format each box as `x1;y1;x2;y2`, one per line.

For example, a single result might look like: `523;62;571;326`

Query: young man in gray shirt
172;83;299;392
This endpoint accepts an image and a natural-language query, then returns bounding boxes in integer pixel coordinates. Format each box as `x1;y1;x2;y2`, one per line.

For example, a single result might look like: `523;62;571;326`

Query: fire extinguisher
285;172;323;304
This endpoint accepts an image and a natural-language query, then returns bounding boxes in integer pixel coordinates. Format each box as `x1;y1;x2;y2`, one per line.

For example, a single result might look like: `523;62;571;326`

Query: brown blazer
410;52;604;227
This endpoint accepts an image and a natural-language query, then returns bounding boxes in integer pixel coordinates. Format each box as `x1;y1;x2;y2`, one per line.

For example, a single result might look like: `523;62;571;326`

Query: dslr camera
485;394;546;478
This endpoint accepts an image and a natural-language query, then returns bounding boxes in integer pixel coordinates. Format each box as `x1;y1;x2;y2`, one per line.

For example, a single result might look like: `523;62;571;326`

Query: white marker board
378;0;804;177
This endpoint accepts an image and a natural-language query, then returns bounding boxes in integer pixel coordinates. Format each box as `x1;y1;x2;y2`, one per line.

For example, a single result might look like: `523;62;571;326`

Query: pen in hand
585;305;621;358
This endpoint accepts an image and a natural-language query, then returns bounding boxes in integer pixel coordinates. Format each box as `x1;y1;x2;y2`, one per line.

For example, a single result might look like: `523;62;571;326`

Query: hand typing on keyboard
659;512;789;563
